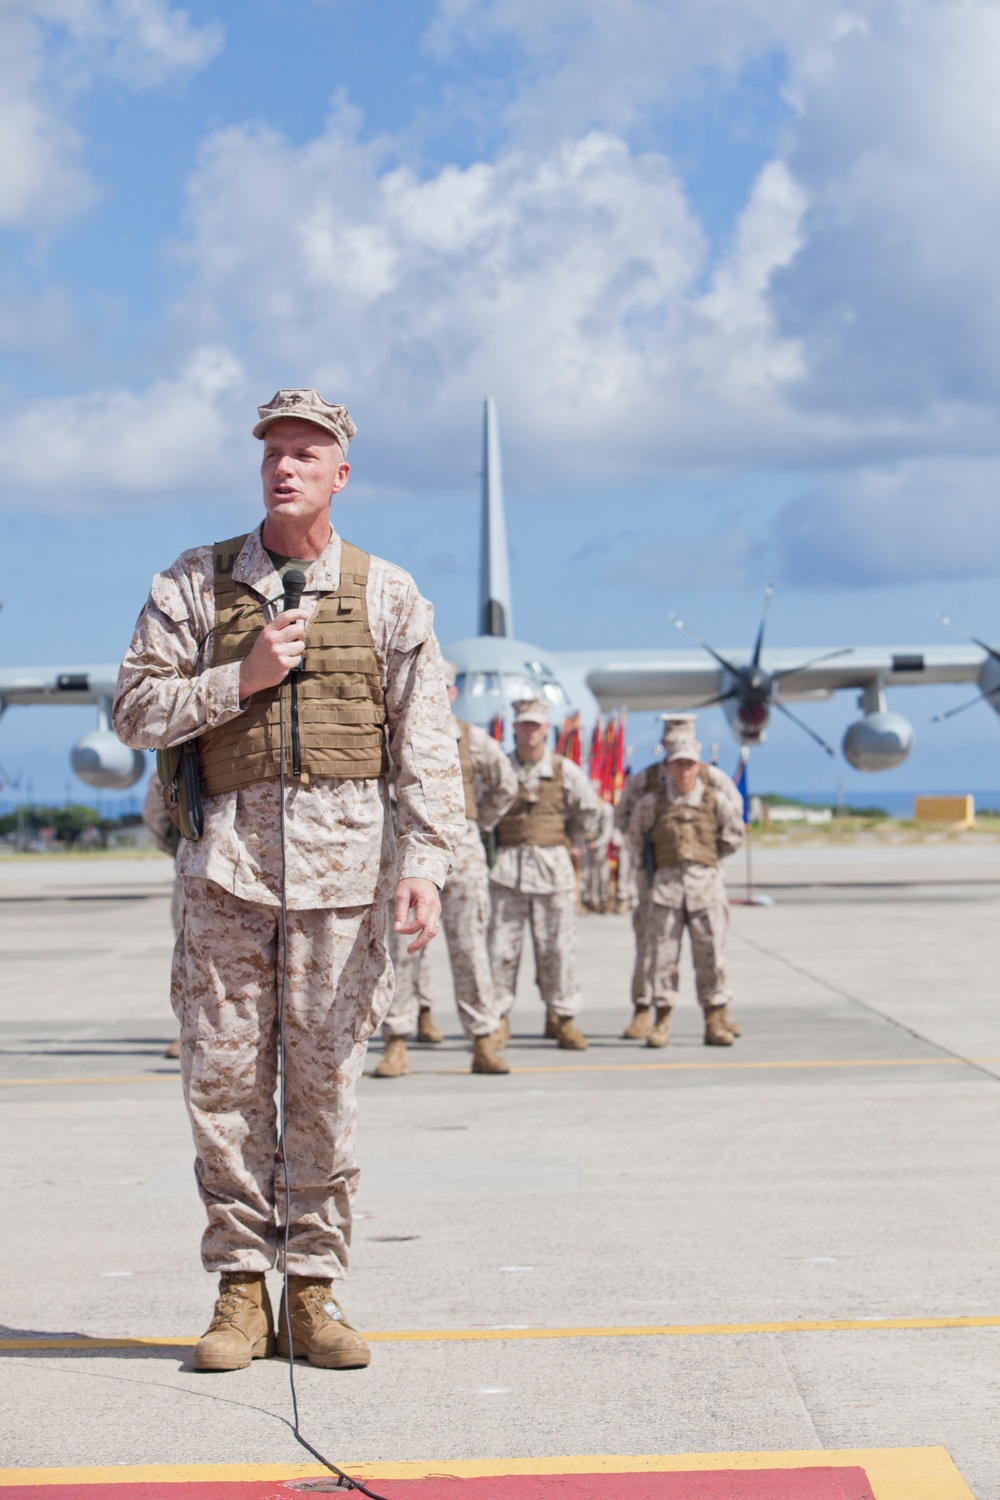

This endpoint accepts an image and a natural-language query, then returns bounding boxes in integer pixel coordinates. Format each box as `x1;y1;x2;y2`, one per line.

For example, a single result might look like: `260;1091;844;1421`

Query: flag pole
731;744;774;908
743;747;754;903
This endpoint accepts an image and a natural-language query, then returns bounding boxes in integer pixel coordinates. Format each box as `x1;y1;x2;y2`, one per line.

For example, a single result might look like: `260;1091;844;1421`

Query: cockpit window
503;672;537;699
459;671;502;698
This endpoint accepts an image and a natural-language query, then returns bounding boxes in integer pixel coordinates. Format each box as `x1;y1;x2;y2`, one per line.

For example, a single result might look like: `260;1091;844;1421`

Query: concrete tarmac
1;841;998;1494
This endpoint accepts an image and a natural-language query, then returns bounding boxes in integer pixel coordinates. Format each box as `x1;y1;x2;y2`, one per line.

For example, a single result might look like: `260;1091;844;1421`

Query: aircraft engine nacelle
723;696;770;746
979;653;1000;717
842;711;914;772
71;732;145;789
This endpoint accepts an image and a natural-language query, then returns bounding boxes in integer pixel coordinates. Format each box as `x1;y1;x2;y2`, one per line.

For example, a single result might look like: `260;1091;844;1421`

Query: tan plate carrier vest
456;720;478;821
495;756;569;848
653;764;719;869
198;533;390;796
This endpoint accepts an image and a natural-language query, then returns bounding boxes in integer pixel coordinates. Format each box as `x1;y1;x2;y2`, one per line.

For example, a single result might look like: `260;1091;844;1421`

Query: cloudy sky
2;0;1000;802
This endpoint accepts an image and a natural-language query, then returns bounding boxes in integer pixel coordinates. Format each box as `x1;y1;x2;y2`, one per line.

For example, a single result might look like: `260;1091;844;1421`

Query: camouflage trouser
382;857;501;1039
630;879;654;1006
170;871;185;938
580;844;611;911
488;885;581;1018
381;929;435;1039
649;901;732;1011
172;875;392;1278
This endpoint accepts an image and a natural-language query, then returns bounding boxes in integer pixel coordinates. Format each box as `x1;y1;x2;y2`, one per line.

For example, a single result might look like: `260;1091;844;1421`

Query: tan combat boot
544;1012;559;1040
704;1005;735;1046
622;1005;652;1040
645;1007;672;1048
276;1277;370;1369
192;1271;274;1372
417;1008;443;1044
554;1016;589;1050
164;1038;180;1059
374;1037;410;1077
496;1014;511;1043
717;1004;741;1037
471;1032;511;1074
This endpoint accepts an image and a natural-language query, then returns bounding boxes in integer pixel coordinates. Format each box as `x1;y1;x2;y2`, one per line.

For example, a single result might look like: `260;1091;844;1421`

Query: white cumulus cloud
0;0;221;231
5;0;1000;601
0;348;244;510
164;104;818;487
772;457;1000;589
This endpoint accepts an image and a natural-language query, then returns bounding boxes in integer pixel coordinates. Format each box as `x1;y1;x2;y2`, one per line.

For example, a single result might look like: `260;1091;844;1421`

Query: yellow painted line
5;1313;1000;1352
428;1056;970;1076
6;1056;1000;1087
6;1057;1000;1090
0;1448;973;1498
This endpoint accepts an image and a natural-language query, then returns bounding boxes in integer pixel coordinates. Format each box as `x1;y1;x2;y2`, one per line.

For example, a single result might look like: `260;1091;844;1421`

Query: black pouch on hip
156;743;204;842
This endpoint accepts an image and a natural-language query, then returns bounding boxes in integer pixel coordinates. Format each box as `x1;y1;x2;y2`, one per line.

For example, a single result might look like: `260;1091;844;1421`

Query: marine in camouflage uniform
614;759;660;1037
580;798;615;912
381;929;437;1038
376;672;518;1077
141;770;184;1058
488;697;602;1049
113;389;465;1374
625;720;744;1048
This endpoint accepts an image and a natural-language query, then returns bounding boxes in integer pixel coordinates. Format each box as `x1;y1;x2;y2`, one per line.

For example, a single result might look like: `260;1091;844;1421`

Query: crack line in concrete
732;932;1000;1086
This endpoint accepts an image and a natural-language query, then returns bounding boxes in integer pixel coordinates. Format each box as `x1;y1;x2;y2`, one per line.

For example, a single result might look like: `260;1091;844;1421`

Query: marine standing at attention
113;389;465;1374
375;659;518;1077
625;717;744;1048
613;754;660;1038
488;697;602;1049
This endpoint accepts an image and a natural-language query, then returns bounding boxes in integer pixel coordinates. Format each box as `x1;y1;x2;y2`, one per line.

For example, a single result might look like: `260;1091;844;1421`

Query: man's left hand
393;878;442;954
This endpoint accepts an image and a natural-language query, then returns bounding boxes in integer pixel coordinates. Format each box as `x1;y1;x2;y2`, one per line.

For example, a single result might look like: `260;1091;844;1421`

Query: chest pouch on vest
156;744;204;842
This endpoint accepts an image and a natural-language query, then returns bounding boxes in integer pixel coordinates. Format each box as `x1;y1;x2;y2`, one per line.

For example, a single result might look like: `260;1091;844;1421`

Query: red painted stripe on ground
0;1467;876;1498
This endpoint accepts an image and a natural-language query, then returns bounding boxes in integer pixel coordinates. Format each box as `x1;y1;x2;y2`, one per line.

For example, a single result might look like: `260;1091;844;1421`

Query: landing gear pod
71;732;145;789
842;712;914;772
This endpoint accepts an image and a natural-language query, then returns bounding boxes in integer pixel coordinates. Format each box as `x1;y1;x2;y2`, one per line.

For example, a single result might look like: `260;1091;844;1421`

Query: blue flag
733;752;750;824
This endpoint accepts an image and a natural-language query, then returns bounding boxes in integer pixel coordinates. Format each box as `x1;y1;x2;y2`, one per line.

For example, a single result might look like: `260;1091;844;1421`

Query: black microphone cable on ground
275;575;391;1499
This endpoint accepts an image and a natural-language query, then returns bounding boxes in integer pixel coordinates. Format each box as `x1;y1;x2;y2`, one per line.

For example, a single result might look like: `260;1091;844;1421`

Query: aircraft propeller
931;615;1000;722
668;582;854;758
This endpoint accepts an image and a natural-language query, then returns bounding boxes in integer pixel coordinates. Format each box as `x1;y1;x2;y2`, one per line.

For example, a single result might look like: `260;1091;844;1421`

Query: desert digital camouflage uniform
489;749;602;1020
142;769;184;936
614;763;659;1006
113;524;465;1278
381;719;517;1039
381;928;437;1040
142;770;185;1059
580;798;614;912
626;763;744;1014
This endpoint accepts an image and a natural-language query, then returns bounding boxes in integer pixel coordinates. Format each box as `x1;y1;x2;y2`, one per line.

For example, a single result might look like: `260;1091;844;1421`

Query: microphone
283;568;307;613
282;569;307;675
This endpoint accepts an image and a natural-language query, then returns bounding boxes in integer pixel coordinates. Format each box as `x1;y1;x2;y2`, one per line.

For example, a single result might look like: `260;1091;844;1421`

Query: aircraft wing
0;665;121;711
554;645;986;712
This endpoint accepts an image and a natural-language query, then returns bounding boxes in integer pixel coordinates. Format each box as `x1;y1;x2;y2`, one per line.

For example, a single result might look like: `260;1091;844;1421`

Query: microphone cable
275;594;391;1500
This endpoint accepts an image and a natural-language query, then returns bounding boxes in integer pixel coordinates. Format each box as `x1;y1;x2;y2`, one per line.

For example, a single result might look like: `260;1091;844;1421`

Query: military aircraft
2;397;998;789
445;399;1000;771
0;666;144;789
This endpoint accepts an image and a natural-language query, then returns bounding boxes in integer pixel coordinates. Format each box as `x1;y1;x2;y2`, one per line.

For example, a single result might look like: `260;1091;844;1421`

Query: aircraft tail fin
479;396;513;637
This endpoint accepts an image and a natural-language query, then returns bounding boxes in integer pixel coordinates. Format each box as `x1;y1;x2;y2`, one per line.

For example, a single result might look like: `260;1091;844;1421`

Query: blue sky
2;0;1000;803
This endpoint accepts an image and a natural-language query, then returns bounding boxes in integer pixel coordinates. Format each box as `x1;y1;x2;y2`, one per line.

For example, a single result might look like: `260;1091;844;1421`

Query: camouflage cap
512;696;549;725
441;659;458;688
253;389;357;450
665;733;702;763
660;713;697;741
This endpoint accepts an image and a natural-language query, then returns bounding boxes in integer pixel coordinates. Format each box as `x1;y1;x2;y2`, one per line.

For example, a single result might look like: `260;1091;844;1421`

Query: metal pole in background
732;746;774;908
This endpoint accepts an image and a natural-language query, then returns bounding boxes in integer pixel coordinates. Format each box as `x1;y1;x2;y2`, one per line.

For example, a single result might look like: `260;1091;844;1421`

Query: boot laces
300;1282;344;1322
209;1276;255;1329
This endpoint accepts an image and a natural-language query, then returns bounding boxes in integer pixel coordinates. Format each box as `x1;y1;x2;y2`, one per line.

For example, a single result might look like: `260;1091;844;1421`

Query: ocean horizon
770;789;1000;817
